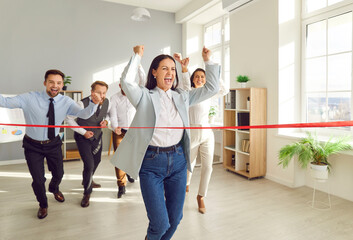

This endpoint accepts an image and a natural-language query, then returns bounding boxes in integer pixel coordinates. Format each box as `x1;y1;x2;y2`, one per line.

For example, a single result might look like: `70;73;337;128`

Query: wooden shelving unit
223;88;267;179
60;90;82;161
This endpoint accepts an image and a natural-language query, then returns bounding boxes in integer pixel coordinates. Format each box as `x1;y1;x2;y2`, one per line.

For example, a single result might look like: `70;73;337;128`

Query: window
303;2;353;133
204;16;230;124
305;0;345;14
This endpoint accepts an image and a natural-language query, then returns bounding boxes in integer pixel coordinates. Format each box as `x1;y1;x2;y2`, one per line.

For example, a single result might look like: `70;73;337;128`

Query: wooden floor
1;156;353;240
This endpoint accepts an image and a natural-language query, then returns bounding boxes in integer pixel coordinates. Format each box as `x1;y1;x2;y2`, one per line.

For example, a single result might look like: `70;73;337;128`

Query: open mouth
164;77;173;84
50;88;59;95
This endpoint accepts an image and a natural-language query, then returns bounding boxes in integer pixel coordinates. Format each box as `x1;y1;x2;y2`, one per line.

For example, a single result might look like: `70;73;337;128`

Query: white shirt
108;64;146;131
66;97;110;135
109;91;135;130
180;64;229;126
149;87;184;147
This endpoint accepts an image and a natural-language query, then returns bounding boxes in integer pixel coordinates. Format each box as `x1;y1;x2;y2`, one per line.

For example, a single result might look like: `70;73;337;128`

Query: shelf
224;128;236;132
64;149;81;160
224;145;236;151
223;87;267;179
225;165;236;172
236;170;250;178
237;130;249;134
63;139;76;143
238;151;250;156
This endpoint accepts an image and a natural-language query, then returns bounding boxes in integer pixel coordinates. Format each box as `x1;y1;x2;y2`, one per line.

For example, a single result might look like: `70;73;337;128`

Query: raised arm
0;94;25;109
67;98;98;119
137;64;147;87
188;47;220;106
174;53;191;91
119;46;144;108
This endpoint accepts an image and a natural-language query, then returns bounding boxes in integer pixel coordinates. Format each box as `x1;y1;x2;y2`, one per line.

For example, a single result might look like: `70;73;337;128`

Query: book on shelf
225;90;236;109
241;139;250;153
237;112;249;130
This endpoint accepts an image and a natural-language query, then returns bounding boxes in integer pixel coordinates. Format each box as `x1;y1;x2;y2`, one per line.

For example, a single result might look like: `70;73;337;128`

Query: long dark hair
146;54;179;90
190;68;206;88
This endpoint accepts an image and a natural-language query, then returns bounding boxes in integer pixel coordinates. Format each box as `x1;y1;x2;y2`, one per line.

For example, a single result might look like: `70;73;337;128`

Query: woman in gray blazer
110;45;220;240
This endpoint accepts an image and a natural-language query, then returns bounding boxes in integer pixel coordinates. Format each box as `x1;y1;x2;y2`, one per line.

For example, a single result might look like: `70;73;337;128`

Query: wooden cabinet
60;90;82;161
223;88;267;179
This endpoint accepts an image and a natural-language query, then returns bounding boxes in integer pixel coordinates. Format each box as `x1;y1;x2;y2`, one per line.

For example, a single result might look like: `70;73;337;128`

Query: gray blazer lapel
150;89;161;120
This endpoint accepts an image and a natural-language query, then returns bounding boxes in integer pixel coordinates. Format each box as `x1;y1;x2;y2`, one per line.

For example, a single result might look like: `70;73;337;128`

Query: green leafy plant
236;75;250;83
278;132;352;172
64;76;72;86
209;105;217;117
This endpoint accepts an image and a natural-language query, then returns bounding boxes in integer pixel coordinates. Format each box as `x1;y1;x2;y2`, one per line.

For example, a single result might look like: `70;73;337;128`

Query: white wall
0;0;182;161
229;0;353;202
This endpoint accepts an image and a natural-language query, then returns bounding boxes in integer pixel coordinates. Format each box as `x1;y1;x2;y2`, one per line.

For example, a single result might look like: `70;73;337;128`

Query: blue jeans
139;144;187;240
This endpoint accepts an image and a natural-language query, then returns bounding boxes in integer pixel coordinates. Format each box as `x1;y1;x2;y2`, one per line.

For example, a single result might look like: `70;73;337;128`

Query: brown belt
24;134;58;145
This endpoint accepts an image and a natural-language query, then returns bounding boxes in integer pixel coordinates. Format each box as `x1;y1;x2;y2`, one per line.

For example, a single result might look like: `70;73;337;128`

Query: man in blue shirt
0;69;102;219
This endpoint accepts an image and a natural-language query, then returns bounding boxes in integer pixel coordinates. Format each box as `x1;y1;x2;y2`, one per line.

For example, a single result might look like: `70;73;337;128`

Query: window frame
301;3;353;136
203;15;230;125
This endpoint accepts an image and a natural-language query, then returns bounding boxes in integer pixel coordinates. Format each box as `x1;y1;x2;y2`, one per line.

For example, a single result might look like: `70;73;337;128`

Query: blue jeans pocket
176;145;184;156
144;150;157;160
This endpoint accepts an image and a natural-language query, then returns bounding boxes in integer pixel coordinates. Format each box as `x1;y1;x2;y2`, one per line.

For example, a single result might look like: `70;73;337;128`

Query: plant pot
310;163;328;180
62;86;67;91
240;82;247;88
208;115;215;124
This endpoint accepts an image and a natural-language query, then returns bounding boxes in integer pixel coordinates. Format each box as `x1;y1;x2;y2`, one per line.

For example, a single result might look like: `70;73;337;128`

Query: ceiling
102;0;194;13
102;0;227;24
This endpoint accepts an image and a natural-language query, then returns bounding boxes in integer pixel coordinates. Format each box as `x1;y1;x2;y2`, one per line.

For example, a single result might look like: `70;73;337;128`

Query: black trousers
22;136;63;208
74;132;102;195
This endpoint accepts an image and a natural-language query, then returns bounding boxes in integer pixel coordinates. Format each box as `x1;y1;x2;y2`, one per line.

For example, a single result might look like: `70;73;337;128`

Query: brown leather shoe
81;194;90;208
53;191;65;202
92;181;101;188
37;207;48;219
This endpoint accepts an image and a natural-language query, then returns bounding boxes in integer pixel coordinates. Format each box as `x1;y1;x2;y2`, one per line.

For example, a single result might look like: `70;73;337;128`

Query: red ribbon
1;120;353;129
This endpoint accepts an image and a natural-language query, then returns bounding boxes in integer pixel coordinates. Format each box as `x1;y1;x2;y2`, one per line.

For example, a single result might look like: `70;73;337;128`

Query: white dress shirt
109;91;135;130
149;87;184;147
180;65;229;126
108;64;146;131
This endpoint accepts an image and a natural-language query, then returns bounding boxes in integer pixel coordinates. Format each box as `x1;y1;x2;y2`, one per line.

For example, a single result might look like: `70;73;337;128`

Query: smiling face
44;74;64;97
152;58;176;91
192;70;206;88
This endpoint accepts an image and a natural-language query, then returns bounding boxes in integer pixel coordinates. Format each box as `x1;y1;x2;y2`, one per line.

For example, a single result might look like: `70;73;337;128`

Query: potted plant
63;76;72;91
236;75;250;88
278;132;352;180
208;105;217;124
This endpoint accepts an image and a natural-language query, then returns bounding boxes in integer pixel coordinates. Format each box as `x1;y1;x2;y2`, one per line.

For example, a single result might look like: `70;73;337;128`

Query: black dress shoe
117;186;126;198
127;174;135;183
81;194;90;208
53;191;65;202
37;207;48;219
92;181;101;188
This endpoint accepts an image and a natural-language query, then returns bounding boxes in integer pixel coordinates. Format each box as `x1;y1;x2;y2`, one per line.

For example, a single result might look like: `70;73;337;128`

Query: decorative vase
208;115;215;124
310;163;328;180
